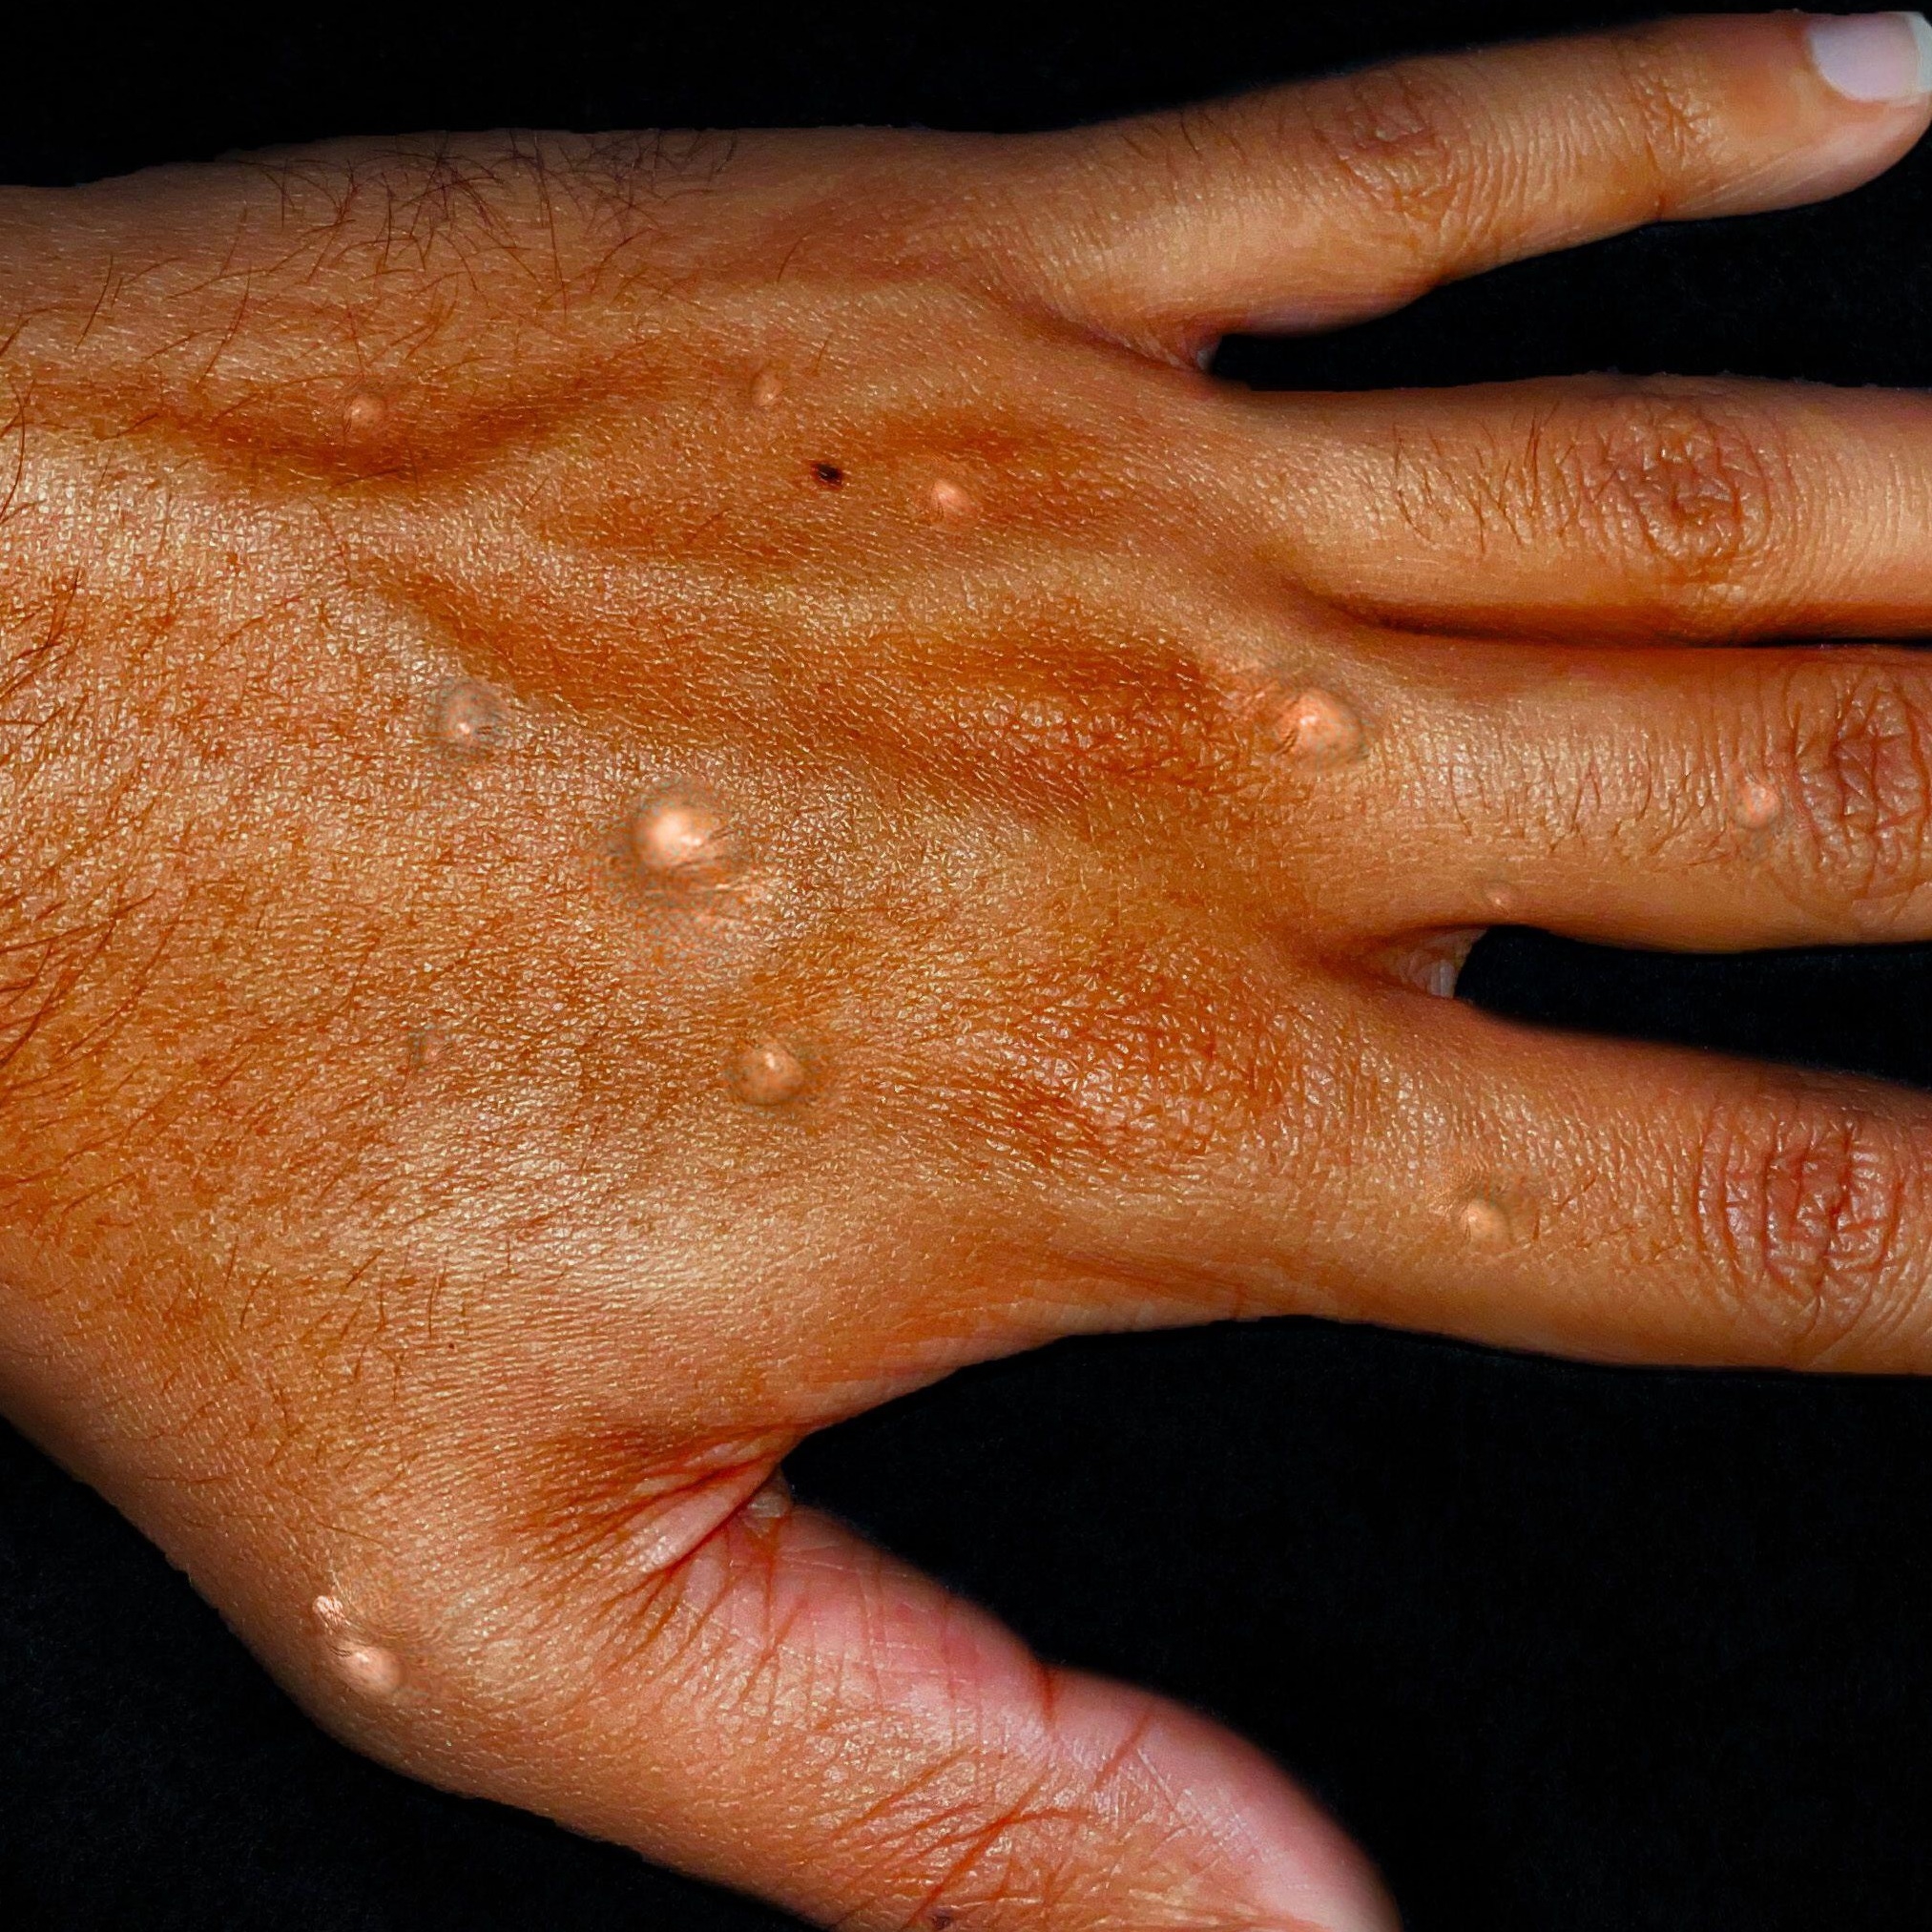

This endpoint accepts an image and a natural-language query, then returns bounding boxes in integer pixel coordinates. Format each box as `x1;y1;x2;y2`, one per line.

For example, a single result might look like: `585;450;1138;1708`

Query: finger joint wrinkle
1559;391;1783;596
1779;670;1932;906
1693;1102;1915;1363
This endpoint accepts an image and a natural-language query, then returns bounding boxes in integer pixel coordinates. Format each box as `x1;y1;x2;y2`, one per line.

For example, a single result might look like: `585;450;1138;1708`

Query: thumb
298;1474;1396;1932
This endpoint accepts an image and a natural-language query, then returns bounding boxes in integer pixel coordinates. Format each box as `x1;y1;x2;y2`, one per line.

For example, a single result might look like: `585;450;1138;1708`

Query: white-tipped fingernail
1807;11;1932;101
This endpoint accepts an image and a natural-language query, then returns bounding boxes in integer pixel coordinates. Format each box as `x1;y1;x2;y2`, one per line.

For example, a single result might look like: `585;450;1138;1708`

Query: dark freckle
928;1915;956;1930
812;461;844;488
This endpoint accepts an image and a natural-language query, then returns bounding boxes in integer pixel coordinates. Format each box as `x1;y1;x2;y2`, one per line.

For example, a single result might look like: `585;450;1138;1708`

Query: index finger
984;11;1932;353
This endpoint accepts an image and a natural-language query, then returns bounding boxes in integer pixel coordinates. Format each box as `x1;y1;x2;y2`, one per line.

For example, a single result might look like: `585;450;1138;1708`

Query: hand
3;11;1930;1927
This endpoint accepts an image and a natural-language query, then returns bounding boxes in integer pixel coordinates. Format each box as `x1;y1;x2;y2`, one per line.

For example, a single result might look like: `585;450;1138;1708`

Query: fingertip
1688;10;1932;216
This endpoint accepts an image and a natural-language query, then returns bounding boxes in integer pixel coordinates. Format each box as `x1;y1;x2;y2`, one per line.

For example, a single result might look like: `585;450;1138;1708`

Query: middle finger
1258;375;1932;642
1279;636;1932;951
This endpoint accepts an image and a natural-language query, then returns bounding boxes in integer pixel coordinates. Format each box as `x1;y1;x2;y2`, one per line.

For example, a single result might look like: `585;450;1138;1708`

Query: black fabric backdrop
4;5;1931;1927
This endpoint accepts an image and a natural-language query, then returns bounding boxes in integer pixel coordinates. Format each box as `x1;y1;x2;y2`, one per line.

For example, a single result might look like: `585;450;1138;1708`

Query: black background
5;4;1932;1927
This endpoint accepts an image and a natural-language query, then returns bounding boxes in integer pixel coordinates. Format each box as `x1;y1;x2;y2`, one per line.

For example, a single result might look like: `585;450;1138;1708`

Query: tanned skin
3;14;1932;1929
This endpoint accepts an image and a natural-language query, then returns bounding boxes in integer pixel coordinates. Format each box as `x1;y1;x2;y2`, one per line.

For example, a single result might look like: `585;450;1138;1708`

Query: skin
2;10;1931;1928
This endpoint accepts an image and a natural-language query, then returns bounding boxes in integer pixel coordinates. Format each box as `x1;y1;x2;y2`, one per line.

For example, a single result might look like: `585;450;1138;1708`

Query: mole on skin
1277;688;1361;764
1732;776;1783;829
734;1039;807;1106
341;387;387;437
928;478;975;519
429;678;505;754
1402;929;1480;999
312;1594;405;1700
742;1474;793;1531
1458;1196;1513;1248
632;793;727;877
748;367;784;409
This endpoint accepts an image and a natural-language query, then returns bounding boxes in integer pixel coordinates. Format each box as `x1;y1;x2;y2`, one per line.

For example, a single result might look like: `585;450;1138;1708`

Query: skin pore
2;11;1932;1929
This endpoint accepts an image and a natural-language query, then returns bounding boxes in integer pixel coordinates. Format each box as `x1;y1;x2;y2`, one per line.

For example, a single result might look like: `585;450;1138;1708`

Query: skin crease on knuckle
0;139;1379;1787
1392;379;1788;627
1771;662;1932;918
1688;1096;1923;1365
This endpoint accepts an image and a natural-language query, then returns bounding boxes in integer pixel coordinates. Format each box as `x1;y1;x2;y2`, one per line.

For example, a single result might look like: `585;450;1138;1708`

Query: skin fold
1;10;1931;1928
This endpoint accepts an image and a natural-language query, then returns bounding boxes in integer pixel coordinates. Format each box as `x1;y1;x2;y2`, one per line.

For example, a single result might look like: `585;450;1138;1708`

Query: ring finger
1351;994;1932;1372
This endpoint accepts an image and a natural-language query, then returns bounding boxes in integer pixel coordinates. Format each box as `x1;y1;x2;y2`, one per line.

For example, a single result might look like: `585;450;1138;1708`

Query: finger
990;11;1932;355
1268;376;1932;642
1275;636;1932;951
300;1486;1397;1932
1065;983;1932;1375
1364;997;1932;1372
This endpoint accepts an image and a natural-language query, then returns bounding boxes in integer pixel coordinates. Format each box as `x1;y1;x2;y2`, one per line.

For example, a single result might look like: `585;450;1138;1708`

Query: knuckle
1297;61;1479;236
1774;668;1932;909
1692;1099;1918;1362
1551;385;1786;594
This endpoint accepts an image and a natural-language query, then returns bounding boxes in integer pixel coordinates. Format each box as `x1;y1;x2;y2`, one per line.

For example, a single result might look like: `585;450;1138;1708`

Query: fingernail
1807;11;1932;101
